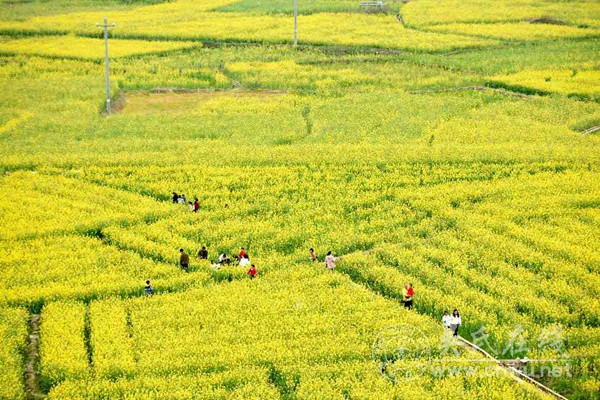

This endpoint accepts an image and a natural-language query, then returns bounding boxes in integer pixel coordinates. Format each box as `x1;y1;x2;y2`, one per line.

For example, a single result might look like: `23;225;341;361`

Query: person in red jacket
193;198;200;213
239;247;247;259
247;264;257;279
406;283;414;310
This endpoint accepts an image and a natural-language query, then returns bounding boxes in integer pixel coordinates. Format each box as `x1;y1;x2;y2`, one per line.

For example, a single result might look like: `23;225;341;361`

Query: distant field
0;0;599;399
0;35;201;59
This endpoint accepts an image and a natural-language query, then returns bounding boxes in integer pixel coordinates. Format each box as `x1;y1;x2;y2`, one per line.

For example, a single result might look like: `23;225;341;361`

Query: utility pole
293;0;298;46
96;17;116;113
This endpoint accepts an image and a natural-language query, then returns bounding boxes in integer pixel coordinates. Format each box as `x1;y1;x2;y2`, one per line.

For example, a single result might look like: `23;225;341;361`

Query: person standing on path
450;309;462;336
325;251;336;270
179;248;190;272
442;310;451;329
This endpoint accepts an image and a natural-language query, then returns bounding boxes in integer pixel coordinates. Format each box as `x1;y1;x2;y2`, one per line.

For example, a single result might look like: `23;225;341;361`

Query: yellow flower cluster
0;308;27;400
402;0;599;27
0;234;210;306
39;302;89;391
89;300;136;379
427;22;600;41
489;69;600;99
0;171;172;240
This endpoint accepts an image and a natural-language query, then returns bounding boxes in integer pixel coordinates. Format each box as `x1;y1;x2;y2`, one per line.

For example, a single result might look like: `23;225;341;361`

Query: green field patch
120;89;288;115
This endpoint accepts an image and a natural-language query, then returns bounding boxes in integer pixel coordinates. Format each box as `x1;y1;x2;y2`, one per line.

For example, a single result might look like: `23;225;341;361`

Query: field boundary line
457;336;569;400
0;28;500;56
409;85;533;98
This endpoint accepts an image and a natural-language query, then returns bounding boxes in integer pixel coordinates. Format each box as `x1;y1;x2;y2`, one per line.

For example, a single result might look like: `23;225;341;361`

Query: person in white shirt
450;309;462;337
239;254;250;267
442;310;452;329
325;251;336;270
218;253;230;265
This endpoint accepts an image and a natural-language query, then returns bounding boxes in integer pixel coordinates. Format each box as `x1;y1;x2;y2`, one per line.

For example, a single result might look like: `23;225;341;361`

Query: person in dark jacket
198;246;208;259
180;248;190;272
145;280;154;297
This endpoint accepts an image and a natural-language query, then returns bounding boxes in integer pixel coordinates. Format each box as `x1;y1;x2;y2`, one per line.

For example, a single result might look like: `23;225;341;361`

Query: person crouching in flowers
218;252;230;265
325;251;336;270
145;280;153;297
247;264;257;279
239;254;250;267
450;309;461;336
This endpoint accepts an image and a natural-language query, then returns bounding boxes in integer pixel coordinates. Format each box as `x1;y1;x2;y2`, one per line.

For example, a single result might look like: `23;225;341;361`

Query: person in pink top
325;251;336;270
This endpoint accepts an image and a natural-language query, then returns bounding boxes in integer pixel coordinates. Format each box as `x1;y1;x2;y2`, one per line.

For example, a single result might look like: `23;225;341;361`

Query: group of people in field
309;248;337;270
442;309;462;336
178;247;258;278
146;192;464;337
402;282;462;336
172;192;200;213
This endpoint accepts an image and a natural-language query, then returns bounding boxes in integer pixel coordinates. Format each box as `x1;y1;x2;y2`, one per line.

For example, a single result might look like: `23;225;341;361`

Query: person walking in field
442;310;451;329
239;247;247;259
325;251;336;270
450;309;461;336
188;201;194;212
198;246;208;259
178;194;186;204
402;283;414;310
172;192;179;204
193;198;200;213
179;248;190;272
309;248;318;262
145;280;154;297
408;283;414;308
247;264;257;279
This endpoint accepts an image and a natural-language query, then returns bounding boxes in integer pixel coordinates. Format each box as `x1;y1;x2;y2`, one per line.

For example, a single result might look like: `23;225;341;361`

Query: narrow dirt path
24;314;43;400
333;252;570;400
581;125;600;135
458;336;569;400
